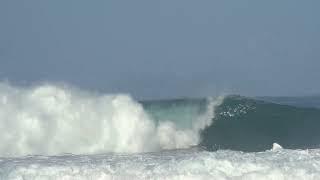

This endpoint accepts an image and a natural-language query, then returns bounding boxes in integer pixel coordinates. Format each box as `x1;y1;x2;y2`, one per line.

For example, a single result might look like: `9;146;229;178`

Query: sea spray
0;82;222;157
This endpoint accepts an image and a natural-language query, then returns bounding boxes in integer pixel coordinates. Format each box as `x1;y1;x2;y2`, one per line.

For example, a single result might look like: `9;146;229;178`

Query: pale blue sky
0;0;319;99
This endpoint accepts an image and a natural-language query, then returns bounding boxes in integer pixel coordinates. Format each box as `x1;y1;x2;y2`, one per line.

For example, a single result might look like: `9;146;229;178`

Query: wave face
0;83;222;157
201;95;320;151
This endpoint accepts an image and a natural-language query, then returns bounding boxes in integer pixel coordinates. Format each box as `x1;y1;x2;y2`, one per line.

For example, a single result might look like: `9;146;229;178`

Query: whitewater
2;147;320;180
0;83;221;156
1;82;320;179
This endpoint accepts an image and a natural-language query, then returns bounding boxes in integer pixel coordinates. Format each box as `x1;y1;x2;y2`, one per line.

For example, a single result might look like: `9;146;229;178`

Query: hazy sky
0;0;319;99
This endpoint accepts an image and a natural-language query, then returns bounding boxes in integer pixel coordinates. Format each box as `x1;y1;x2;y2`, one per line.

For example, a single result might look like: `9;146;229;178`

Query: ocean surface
0;83;320;179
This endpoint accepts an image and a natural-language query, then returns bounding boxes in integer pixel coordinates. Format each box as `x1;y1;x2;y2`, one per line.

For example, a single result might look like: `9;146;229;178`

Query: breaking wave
0;83;222;157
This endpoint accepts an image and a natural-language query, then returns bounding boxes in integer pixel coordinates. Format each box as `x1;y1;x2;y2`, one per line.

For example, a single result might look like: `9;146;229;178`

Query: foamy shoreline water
1;148;320;180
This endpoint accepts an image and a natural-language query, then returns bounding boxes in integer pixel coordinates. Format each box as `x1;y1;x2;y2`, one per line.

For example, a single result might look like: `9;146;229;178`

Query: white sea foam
0;82;222;157
272;143;283;151
1;148;320;180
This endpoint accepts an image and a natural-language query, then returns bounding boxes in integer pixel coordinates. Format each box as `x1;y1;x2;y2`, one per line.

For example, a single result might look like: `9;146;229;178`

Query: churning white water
1;147;320;180
0;83;221;156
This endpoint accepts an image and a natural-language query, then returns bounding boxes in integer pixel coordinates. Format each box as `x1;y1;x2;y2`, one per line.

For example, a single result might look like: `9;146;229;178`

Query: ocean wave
201;95;320;151
0;82;222;157
1;82;320;157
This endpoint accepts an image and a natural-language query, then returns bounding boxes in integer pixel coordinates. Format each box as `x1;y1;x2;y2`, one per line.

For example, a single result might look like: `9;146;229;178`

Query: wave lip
0;83;222;157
